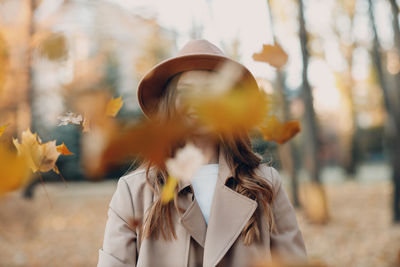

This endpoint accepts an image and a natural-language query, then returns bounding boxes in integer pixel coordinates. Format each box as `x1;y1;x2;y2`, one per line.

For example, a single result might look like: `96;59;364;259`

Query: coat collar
176;144;231;194
177;144;258;267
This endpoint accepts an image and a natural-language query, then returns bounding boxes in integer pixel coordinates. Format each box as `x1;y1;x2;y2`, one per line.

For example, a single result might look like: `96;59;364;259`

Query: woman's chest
136;231;271;267
134;197;272;267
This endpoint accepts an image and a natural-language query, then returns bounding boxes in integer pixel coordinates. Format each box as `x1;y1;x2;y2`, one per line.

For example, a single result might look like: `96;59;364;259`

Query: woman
97;39;307;267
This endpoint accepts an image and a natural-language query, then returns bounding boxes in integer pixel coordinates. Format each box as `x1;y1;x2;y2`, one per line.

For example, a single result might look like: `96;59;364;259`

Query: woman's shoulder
254;163;283;193
106;167;156;228
115;166;157;204
120;167;148;185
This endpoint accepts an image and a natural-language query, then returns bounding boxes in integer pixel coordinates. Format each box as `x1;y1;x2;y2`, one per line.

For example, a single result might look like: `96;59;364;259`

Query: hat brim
137;53;259;119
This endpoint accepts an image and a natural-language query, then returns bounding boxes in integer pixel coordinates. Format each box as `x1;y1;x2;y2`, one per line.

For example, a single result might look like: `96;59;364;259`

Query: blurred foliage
0;31;8;92
37;33;68;61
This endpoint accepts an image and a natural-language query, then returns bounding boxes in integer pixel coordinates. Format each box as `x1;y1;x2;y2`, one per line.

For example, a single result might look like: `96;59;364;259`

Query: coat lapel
180;196;207;247
202;146;258;267
177;168;207;247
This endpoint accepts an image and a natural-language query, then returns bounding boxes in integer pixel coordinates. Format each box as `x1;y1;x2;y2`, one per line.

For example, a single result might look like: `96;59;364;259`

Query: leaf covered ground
0;180;399;267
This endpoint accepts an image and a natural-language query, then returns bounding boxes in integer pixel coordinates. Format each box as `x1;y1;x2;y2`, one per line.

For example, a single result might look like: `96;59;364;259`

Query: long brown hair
138;71;277;245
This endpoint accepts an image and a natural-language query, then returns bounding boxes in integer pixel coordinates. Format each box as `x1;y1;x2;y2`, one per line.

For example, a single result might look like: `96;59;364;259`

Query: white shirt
190;163;219;224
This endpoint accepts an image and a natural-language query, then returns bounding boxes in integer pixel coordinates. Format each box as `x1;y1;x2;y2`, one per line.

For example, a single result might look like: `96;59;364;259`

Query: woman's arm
269;167;308;263
98;177;137;267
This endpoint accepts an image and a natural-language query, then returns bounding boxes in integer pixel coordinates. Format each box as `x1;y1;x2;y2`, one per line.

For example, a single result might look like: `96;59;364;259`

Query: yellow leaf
56;142;73;155
161;176;179;204
13;129;42;173
0;123;9;137
0;144;31;195
39;140;61;172
105;96;123;117
190;87;269;135
259;116;300;144
13;129;61;173
252;43;288;68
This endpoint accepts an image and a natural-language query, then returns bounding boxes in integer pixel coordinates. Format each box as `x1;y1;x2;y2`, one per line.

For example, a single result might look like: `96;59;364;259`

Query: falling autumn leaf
68;91;123;177
161;142;205;204
56;142;73;155
259;116;300;144
105;96;123;117
81;126;111;178
38;141;61;172
161;176;179;204
0;123;9;137
57;112;83;126
57;111;91;133
100;116;193;174
189;86;269;135
71;90;114;133
165;142;205;183
12;129;61;173
0;144;31;195
253;43;288;69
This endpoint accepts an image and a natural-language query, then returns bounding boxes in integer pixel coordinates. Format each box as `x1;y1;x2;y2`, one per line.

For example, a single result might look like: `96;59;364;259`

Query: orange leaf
259;116;300;144
252;43;288;68
100;116;193;172
105;96;123;117
56;142;73;155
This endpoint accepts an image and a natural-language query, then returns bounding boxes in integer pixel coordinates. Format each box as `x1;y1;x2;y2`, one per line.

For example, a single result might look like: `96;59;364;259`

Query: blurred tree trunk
368;0;400;222
387;0;400;222
28;0;36;131
332;1;359;177
297;0;329;224
298;0;321;183
22;0;38;199
266;0;301;207
389;0;400;60
388;0;400;107
388;0;400;199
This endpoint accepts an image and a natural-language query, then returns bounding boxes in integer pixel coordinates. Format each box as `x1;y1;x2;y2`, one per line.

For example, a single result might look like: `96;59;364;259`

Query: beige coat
97;149;307;267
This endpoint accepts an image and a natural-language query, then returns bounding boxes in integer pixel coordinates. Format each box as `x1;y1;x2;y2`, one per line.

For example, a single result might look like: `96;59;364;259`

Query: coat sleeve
98;177;137;267
269;167;308;263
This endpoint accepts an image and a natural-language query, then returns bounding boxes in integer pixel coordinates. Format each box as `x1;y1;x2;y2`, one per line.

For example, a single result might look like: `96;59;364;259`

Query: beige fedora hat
137;39;259;119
